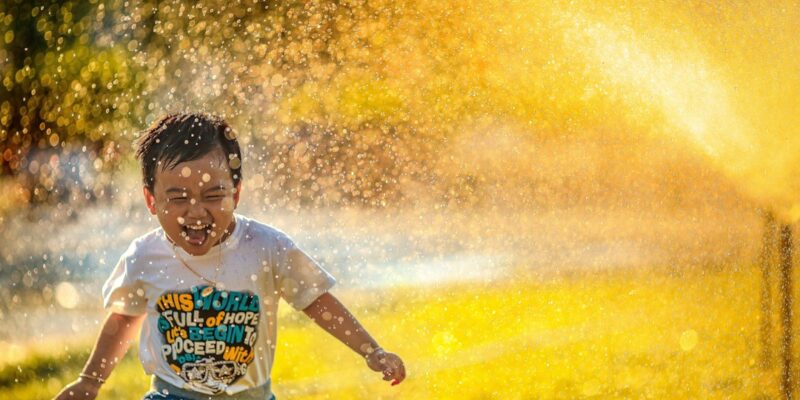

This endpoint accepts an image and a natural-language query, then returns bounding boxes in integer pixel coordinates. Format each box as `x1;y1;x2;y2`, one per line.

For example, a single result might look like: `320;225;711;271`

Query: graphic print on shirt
156;286;260;394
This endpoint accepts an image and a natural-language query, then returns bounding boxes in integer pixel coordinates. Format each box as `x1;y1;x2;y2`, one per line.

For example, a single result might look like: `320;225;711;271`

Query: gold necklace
171;242;224;296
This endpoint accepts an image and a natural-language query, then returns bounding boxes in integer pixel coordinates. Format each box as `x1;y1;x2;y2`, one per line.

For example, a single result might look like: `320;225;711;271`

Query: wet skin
143;148;242;256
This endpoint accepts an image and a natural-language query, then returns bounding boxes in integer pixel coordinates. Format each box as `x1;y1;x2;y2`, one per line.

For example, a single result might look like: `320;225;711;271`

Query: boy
55;112;406;400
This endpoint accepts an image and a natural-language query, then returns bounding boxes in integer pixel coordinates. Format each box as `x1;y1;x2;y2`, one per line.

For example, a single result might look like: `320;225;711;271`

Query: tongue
185;228;207;246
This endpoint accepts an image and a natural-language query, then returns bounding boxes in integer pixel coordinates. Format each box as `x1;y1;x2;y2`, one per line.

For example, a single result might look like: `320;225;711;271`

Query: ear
143;186;158;215
233;181;242;209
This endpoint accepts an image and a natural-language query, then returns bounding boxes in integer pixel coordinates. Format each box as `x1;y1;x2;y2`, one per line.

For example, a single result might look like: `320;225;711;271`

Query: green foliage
0;0;149;171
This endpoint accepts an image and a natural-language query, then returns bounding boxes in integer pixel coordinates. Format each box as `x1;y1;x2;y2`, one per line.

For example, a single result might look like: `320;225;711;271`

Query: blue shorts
143;392;276;400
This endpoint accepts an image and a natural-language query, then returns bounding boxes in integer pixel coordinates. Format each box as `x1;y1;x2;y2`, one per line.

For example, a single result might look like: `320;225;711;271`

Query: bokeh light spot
55;281;80;309
680;329;699;352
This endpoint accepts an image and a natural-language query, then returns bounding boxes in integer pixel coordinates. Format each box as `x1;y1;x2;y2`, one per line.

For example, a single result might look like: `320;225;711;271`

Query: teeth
186;224;209;230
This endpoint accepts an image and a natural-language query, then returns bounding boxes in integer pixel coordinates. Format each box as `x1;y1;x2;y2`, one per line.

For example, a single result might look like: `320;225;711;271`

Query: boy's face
143;148;241;256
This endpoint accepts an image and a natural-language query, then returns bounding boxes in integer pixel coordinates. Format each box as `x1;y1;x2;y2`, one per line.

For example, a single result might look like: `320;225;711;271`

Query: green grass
0;264;787;399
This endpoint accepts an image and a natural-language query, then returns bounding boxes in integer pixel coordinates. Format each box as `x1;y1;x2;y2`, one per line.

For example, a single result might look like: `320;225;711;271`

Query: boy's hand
52;312;142;400
302;293;405;385
53;377;102;400
365;349;406;386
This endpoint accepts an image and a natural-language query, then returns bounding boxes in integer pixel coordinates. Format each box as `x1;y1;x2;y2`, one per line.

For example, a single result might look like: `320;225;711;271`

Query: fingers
395;361;406;384
381;357;406;385
382;369;393;381
392;362;406;385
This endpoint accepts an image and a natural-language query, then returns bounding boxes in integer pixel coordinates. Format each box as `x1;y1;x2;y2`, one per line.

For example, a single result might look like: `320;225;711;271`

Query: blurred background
1;0;799;398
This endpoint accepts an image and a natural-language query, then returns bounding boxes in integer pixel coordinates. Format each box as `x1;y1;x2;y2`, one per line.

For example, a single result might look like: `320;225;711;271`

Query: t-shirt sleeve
274;233;337;311
102;240;147;316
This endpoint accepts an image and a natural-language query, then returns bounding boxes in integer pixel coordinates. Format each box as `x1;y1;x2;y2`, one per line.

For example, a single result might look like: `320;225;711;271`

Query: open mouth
181;223;212;246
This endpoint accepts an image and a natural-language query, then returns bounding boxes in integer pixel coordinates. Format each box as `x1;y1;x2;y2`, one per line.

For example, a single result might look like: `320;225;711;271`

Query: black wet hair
135;112;242;192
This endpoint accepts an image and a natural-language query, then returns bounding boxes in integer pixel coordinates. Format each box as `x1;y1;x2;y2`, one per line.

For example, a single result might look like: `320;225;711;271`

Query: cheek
157;202;183;218
220;197;234;211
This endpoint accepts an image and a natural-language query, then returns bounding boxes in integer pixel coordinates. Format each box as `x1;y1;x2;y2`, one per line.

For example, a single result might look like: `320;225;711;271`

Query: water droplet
680;329;698;351
3;343;26;364
229;157;241;169
360;343;374;354
55;282;80;309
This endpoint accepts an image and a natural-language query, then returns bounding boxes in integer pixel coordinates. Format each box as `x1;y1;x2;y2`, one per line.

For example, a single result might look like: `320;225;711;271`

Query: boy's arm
53;311;144;400
302;292;406;385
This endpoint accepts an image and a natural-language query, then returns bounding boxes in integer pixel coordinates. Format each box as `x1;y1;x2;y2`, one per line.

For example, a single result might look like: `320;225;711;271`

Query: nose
185;197;209;220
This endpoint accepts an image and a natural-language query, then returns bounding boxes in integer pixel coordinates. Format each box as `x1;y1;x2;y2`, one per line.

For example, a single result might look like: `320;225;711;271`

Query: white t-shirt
102;213;336;396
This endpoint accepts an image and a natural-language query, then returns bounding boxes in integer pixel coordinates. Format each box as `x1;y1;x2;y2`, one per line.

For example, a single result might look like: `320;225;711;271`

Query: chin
184;246;210;256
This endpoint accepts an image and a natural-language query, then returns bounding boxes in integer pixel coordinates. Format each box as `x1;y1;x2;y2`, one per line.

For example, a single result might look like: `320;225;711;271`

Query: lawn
0;264;783;399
